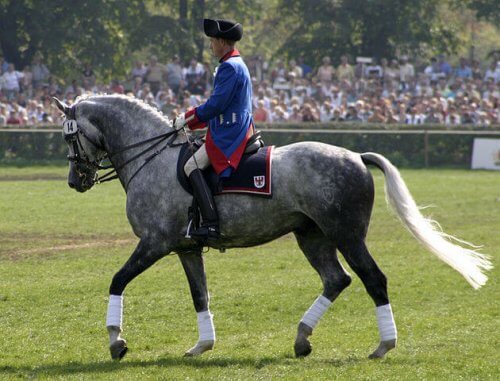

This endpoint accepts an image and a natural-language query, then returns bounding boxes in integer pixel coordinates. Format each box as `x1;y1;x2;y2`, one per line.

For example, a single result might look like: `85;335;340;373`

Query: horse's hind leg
178;250;215;357
337;239;397;359
293;226;352;357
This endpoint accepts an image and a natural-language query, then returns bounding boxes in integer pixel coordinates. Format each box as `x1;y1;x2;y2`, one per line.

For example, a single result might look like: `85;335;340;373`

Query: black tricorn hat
203;19;243;41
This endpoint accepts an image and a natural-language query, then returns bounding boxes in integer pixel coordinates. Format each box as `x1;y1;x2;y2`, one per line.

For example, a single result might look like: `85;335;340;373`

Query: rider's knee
184;159;197;177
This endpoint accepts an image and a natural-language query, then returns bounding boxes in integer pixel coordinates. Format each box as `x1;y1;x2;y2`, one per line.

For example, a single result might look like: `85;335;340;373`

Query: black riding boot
188;169;220;241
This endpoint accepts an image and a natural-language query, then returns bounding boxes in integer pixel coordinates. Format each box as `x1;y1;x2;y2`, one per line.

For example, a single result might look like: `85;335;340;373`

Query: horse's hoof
184;340;214;357
294;338;312;358
110;338;128;360
368;339;396;359
294;322;313;357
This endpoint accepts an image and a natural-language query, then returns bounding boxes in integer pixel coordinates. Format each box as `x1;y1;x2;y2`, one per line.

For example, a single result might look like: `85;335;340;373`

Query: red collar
219;49;240;63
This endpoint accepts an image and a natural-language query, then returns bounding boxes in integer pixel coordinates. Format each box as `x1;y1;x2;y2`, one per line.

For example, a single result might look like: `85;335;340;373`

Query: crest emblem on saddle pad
254;175;265;189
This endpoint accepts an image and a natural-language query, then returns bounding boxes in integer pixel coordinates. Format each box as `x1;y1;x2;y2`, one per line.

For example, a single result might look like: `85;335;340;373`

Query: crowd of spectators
0;51;499;128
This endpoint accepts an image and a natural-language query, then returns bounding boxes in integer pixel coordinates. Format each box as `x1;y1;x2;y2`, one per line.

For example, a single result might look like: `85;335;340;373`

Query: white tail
361;152;492;289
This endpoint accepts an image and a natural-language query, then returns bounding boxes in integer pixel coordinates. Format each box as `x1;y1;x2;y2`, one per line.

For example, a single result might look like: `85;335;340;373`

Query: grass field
0;166;498;380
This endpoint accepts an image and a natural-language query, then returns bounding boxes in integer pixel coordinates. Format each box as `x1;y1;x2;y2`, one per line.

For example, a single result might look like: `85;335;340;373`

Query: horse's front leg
106;239;168;360
178;250;215;356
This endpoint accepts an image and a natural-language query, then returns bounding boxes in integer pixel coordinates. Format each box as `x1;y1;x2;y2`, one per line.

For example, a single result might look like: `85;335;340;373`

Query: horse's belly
216;195;307;247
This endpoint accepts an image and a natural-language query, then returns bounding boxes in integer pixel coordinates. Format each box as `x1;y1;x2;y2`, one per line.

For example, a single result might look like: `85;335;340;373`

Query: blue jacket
187;49;253;177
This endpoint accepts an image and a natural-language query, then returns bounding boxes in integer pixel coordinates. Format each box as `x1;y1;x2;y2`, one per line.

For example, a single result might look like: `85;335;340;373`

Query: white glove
174;113;186;130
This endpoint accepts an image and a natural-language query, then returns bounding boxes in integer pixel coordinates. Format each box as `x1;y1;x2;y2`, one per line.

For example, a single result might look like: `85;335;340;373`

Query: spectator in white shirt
130;60;147;80
482;78;499;100
399;56;415;90
445;106;461;125
424;57;445;82
1;64;24;100
166;55;183;95
182;58;205;95
320;100;334;122
288;59;303;79
31;55;50;89
0;103;7;125
365;58;382;79
272;105;289;122
484;60;499;84
405;105;426;124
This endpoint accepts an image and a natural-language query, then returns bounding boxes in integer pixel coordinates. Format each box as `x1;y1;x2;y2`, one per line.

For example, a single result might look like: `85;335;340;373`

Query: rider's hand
174;113;186;130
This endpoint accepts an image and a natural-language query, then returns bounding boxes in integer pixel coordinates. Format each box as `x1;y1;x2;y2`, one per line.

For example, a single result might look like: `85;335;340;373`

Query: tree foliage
277;0;464;65
0;0;148;80
0;0;496;81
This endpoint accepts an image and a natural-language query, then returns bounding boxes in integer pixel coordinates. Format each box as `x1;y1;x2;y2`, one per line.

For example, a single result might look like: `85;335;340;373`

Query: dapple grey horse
53;94;491;361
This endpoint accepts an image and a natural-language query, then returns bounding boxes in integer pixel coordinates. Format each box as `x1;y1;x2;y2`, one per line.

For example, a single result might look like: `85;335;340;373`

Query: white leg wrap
300;295;332;329
197;310;215;341
106;294;123;328
376;304;397;341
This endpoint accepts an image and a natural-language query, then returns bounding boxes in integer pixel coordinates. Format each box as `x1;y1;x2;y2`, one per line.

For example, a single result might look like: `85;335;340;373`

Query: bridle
62;114;182;189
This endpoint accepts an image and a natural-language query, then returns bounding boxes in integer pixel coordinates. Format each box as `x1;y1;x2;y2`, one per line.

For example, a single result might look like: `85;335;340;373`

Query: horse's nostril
68;181;76;189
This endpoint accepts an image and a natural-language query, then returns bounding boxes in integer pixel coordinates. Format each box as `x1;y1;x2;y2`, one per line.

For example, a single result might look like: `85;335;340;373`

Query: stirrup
190;225;220;241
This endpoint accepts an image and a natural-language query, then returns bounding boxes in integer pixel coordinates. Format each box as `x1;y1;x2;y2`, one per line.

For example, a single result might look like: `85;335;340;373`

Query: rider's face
209;38;225;59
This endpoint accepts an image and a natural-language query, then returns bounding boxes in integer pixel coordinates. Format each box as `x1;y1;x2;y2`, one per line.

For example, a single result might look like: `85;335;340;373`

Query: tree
0;0;146;79
277;0;463;66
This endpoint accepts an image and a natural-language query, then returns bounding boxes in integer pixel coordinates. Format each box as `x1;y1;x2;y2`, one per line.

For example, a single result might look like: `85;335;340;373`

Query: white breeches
184;143;211;177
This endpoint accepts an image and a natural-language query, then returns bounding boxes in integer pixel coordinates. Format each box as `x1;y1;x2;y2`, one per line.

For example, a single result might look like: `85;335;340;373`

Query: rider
175;19;254;241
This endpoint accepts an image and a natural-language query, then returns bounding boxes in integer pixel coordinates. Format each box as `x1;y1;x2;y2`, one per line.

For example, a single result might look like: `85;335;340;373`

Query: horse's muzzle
68;178;92;193
68;163;95;192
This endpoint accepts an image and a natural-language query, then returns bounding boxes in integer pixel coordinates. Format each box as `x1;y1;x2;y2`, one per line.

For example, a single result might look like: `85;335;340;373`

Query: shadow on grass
0;353;369;377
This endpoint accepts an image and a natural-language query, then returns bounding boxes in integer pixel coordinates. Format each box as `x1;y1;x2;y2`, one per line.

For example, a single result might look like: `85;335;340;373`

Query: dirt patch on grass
0;232;137;260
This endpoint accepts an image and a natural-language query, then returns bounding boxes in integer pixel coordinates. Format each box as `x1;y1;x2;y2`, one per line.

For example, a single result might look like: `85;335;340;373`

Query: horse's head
53;97;107;192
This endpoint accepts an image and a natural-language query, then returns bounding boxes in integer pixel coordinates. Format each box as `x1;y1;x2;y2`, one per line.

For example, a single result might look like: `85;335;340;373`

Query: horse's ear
52;97;70;115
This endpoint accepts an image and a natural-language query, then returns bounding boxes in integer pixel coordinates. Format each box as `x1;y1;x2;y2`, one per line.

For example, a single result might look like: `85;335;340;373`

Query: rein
64;115;183;189
97;129;181;186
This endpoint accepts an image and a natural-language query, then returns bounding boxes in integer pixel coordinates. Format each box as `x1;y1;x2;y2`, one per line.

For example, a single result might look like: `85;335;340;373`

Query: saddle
176;131;269;196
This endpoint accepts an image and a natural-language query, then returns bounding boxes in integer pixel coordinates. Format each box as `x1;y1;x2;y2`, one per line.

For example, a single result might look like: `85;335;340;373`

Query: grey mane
74;93;173;129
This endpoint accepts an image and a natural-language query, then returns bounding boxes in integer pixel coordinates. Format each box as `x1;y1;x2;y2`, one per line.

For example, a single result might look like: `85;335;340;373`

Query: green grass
0;167;498;380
